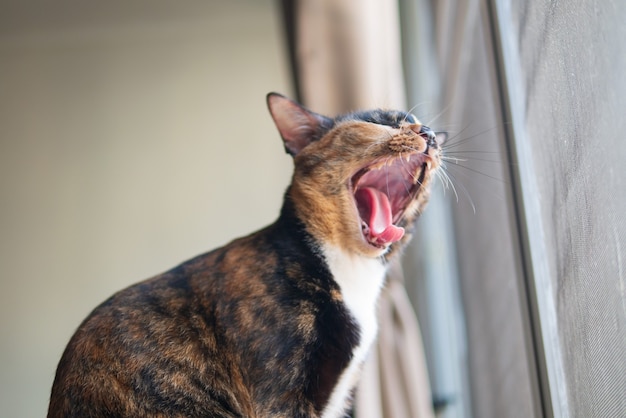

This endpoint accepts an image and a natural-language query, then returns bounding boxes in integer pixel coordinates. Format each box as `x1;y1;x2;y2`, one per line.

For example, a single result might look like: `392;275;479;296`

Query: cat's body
48;93;442;418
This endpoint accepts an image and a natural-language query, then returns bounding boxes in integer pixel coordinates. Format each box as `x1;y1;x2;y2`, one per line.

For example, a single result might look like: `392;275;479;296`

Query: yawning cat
48;93;442;418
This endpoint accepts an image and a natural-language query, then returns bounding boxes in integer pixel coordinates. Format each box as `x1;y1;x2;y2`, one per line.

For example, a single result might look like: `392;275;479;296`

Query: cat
48;93;442;418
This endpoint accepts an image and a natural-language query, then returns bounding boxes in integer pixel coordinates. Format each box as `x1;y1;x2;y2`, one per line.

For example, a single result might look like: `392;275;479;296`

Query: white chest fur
320;245;387;418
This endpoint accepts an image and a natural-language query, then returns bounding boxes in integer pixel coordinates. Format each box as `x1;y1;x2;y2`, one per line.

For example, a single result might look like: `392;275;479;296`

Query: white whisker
440;164;478;214
402;102;428;124
439;166;461;205
441;155;468;164
425;102;453;127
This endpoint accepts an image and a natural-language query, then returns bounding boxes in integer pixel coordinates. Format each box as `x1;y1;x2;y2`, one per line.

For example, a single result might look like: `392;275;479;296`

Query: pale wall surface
0;1;291;416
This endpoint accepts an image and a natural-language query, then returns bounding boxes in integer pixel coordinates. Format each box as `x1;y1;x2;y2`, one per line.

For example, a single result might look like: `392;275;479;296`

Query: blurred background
2;1;625;417
0;1;292;416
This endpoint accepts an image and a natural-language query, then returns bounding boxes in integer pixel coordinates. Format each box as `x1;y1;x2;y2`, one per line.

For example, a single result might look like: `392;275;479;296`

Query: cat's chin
350;153;429;251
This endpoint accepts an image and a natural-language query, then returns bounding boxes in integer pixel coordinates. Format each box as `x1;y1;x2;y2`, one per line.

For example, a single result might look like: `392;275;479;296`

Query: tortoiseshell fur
48;93;441;418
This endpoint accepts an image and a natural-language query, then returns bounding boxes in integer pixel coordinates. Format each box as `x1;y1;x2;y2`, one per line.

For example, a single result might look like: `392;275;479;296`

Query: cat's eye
418;125;441;147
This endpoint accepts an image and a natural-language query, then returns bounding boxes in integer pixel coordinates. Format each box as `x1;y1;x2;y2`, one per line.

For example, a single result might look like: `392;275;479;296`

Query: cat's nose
418;125;437;148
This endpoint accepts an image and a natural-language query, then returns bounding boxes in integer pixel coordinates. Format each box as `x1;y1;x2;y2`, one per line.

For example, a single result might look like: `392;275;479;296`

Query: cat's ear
266;93;332;156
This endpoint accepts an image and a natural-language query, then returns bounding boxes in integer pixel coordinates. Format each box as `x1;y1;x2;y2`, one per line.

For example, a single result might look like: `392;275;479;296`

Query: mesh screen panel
514;1;626;415
433;0;626;416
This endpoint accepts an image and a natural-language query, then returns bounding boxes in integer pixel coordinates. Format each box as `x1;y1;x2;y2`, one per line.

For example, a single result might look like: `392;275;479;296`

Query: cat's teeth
405;154;411;163
426;161;432;170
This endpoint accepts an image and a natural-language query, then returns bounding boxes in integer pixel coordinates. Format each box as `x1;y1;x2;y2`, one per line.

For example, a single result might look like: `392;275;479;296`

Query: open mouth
351;153;429;249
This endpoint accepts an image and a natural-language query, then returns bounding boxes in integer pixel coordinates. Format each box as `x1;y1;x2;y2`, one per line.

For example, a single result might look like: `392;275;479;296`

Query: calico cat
48;93;442;418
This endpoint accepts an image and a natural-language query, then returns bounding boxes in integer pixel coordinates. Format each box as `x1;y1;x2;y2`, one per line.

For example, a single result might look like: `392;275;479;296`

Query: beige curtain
296;0;406;113
288;1;435;417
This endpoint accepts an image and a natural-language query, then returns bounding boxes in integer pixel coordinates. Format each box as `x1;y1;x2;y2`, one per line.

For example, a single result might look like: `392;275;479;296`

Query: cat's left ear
267;93;332;156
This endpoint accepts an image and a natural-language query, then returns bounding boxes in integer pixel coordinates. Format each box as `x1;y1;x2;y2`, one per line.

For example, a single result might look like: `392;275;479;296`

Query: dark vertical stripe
278;0;303;103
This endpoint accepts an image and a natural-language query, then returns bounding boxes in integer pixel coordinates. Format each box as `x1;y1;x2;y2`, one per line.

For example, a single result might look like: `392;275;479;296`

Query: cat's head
268;93;442;259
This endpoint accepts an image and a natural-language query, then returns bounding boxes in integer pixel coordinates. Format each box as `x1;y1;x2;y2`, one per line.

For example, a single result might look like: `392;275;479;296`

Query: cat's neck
277;190;388;418
276;188;388;331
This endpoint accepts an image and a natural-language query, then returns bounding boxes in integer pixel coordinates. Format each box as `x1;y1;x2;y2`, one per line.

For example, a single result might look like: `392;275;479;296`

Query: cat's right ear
266;93;332;156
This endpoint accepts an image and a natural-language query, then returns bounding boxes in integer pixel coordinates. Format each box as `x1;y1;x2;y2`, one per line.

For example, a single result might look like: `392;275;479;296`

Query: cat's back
48;235;260;418
48;221;353;418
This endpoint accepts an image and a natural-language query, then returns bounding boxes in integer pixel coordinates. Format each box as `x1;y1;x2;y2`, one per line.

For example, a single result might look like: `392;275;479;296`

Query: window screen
493;1;626;416
407;0;626;417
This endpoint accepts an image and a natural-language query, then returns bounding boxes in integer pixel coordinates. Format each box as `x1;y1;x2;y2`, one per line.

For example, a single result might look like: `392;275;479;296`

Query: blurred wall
0;1;291;416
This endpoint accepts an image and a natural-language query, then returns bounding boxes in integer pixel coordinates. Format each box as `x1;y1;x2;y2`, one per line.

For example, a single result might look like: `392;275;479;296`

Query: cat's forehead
335;109;417;128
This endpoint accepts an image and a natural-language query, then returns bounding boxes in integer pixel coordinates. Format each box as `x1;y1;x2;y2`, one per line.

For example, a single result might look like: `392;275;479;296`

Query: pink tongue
355;187;405;245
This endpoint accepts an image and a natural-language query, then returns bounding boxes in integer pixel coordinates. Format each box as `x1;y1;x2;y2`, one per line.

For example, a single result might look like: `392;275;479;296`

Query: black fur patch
337;109;416;128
